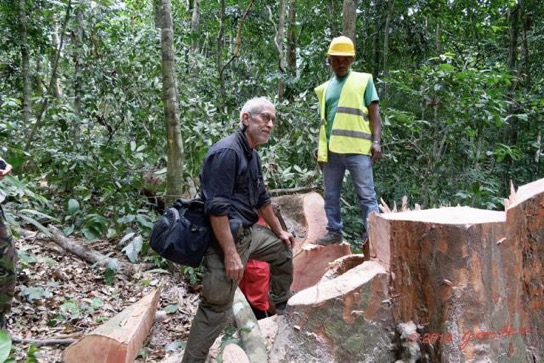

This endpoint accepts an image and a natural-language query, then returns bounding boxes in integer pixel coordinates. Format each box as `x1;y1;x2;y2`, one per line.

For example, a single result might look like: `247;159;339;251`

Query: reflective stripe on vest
314;72;373;162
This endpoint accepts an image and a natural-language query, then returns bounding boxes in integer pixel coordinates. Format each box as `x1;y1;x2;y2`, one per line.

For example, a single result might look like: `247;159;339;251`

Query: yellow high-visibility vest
315;72;373;162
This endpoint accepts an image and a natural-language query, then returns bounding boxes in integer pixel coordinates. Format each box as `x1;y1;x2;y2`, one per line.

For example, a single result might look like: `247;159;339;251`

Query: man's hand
224;250;244;283
277;230;295;249
371;143;382;164
209;214;244;282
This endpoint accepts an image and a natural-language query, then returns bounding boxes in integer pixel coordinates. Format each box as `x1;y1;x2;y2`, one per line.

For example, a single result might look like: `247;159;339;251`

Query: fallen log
232;287;267;363
48;225;154;274
63;289;160;363
12;337;76;346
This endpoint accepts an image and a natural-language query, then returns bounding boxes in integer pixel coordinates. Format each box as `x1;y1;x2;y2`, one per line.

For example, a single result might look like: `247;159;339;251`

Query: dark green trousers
182;225;293;363
0;207;17;321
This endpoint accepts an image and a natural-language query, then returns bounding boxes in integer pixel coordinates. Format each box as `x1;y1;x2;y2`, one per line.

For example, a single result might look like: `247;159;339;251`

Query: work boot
274;301;287;316
315;231;342;246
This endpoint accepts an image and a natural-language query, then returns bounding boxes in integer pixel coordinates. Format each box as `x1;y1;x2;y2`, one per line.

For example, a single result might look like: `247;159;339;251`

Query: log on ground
63;289;160;363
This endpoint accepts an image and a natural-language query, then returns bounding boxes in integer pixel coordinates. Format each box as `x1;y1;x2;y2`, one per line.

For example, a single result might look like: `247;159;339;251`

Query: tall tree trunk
342;0;358;42
50;14;62;98
190;0;200;52
268;1;286;103
329;0;338;36
25;0;71;151
382;0;394;98
158;0;184;204
73;3;84;142
19;0;32;126
286;0;297;102
217;0;225;107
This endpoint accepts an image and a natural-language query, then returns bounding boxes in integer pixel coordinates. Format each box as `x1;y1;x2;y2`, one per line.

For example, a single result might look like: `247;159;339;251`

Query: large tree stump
369;203;532;362
506;178;544;362
270;261;395;363
63;289;160;363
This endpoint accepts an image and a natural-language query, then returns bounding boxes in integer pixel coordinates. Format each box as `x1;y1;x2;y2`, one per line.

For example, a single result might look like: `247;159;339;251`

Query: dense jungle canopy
0;0;543;251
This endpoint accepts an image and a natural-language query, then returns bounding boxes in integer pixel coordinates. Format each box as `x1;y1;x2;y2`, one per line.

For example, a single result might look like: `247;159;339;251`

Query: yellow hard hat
326;36;355;57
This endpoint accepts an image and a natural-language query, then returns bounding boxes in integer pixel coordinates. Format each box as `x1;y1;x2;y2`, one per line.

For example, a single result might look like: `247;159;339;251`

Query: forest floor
8;229;199;362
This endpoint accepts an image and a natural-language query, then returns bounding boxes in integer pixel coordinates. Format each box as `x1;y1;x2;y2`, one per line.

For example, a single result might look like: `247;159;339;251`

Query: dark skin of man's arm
368;101;382;164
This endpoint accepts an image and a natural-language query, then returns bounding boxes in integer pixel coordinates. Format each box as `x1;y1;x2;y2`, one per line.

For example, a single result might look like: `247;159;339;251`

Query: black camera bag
150;198;213;267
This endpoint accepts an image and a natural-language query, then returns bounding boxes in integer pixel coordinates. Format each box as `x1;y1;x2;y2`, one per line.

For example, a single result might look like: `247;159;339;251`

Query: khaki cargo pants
0;206;17;322
182;224;293;363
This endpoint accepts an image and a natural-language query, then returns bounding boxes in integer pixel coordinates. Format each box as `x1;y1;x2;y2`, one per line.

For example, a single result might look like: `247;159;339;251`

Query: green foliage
20;285;52;303
0;0;542;275
0;330;12;363
180;265;204;288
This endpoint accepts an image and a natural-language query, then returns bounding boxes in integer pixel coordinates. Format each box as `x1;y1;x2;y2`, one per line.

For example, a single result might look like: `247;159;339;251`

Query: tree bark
190;0;201;52
217;0;225;105
382;0;394;98
268;1;286;103
285;0;297;102
73;3;84;141
19;0;32;128
159;0;185;204
342;0;358;42
25;0;71;151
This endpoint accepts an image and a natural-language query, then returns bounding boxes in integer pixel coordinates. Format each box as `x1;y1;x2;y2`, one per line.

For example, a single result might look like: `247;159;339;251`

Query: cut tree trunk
291;242;352;292
368;199;538;361
63;289;160;363
274;192;352;292
505;178;544;362
267;177;544;362
270;261;395;363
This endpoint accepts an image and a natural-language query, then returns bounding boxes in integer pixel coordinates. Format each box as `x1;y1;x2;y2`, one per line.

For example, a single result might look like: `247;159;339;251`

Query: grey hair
239;97;274;129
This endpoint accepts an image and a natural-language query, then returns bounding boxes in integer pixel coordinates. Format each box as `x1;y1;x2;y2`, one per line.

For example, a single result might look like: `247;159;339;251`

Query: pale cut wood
291;242;352;292
63;289;160;363
270;261;395;363
222;343;250;363
275;192;352;292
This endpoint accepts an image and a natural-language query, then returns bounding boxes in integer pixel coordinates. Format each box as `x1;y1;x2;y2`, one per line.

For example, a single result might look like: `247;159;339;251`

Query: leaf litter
8;232;199;362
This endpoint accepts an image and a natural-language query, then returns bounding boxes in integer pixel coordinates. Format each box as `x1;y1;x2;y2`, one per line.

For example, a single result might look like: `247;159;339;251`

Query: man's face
243;104;276;148
329;56;354;77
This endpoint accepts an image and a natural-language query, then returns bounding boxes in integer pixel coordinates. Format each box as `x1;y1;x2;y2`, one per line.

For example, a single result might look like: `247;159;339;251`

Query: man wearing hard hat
314;35;382;246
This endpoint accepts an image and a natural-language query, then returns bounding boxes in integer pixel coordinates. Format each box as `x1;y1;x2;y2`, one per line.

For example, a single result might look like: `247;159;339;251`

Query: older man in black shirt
182;97;294;363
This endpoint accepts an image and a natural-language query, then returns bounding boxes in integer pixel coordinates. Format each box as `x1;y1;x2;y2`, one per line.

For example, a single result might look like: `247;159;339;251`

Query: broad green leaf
0;330;11;363
67;199;80;215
